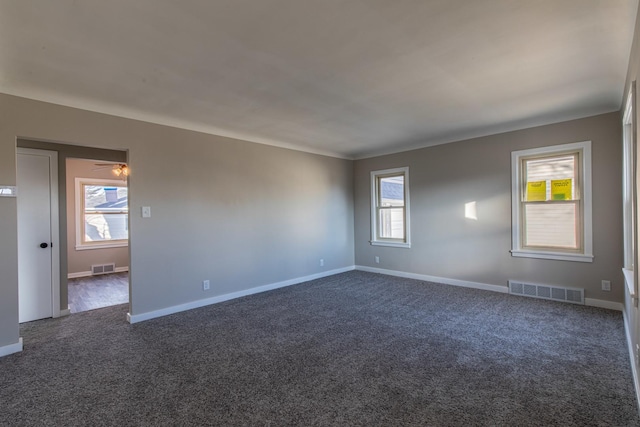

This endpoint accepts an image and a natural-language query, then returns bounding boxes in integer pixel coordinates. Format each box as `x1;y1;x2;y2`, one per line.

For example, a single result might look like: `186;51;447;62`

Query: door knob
39;242;48;249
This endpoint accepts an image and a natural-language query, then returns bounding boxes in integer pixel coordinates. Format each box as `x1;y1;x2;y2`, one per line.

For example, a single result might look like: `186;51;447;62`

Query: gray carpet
1;271;638;426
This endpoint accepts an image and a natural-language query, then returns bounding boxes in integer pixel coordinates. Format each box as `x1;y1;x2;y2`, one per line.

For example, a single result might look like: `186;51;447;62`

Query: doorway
65;158;130;313
16;139;129;323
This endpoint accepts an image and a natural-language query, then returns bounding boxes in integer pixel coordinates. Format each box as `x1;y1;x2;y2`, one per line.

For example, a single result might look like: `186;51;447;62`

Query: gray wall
66;158;129;276
354;112;624;302
0;94;355;349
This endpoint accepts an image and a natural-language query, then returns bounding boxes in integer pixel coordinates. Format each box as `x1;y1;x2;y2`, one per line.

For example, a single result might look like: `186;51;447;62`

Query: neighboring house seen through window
511;141;592;262
371;167;410;248
75;178;129;250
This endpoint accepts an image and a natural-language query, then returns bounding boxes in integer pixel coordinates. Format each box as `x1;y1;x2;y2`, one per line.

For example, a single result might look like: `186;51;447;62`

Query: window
623;83;635;271
75;178;128;250
511;141;592;262
371;167;410;248
622;82;636;297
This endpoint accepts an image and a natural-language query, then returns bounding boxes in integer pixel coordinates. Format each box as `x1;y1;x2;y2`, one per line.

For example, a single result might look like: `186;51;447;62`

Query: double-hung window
76;178;129;250
622;82;636;296
511;141;592;262
371;167;410;248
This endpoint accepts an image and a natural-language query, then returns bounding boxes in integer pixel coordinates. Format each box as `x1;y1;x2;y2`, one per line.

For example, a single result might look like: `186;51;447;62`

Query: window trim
511;141;593;262
623;81;636;297
75;177;129;251
370;167;411;248
623;82;636;270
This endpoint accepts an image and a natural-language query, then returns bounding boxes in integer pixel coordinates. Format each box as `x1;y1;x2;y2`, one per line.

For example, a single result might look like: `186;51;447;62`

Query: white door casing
17;148;60;323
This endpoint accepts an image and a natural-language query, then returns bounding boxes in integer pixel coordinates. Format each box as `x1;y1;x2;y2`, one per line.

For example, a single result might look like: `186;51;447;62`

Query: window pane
84;185;128;212
524;203;577;249
525;155;575;201
379;176;404;207
371;167;409;246
85;214;129;242
378;208;404;239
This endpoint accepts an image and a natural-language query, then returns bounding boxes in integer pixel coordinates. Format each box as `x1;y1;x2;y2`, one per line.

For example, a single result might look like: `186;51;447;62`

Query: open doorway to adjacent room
66;158;130;314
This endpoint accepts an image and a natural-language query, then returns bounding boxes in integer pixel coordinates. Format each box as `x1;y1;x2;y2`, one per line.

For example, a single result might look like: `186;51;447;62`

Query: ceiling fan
93;162;129;177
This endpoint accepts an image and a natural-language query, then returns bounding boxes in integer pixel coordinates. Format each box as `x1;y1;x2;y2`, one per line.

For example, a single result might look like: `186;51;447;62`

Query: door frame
17;147;61;319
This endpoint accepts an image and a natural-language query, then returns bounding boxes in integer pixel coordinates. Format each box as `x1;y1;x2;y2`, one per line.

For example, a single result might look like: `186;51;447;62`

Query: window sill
371;241;411;249
623;268;635;297
76;242;129;251
510;249;593;263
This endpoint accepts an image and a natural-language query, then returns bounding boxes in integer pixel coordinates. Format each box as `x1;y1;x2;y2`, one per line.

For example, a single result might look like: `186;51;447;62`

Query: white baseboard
357;266;624;311
355;265;508;294
57;307;71;317
0;338;23;358
125;264;626;322
127;266;356;324
68;266;129;279
67;271;88;279
584;298;624;312
622;310;640;412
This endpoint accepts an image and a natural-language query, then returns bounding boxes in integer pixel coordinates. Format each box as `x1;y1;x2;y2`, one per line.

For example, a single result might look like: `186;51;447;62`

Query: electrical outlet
601;280;611;291
202;280;210;291
375;256;380;264
320;259;324;267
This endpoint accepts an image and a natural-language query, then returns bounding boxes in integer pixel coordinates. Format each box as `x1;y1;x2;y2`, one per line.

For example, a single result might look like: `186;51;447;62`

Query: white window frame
75;177;129;250
511;141;593;262
623;82;637;298
370;167;411;248
623;83;636;270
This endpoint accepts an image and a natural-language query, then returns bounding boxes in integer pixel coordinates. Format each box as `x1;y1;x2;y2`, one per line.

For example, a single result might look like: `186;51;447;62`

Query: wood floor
68;272;129;313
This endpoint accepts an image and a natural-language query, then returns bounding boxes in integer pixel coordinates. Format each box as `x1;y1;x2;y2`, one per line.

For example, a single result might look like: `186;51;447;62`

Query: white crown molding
0;88;352;160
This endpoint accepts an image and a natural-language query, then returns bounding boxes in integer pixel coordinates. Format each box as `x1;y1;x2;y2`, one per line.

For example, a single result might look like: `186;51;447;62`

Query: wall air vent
91;263;116;275
508;280;584;305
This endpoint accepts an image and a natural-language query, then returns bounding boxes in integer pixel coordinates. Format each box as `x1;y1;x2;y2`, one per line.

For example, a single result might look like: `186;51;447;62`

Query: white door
17;148;60;323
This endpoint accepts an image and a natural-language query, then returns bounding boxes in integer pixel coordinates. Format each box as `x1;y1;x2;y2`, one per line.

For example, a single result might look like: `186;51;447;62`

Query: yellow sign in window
526;181;546;201
551;179;572;200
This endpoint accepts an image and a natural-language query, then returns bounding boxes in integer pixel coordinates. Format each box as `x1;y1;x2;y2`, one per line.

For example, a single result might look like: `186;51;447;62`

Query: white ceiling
0;1;637;159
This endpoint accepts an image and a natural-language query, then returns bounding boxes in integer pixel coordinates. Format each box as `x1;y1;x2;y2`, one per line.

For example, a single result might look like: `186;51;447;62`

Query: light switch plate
141;206;151;218
0;186;17;197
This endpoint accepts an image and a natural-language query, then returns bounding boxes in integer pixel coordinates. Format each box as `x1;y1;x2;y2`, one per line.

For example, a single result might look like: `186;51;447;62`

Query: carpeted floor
1;271;638;426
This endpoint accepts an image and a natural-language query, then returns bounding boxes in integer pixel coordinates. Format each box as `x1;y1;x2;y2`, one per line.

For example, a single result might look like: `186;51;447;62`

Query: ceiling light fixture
112;164;129;177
